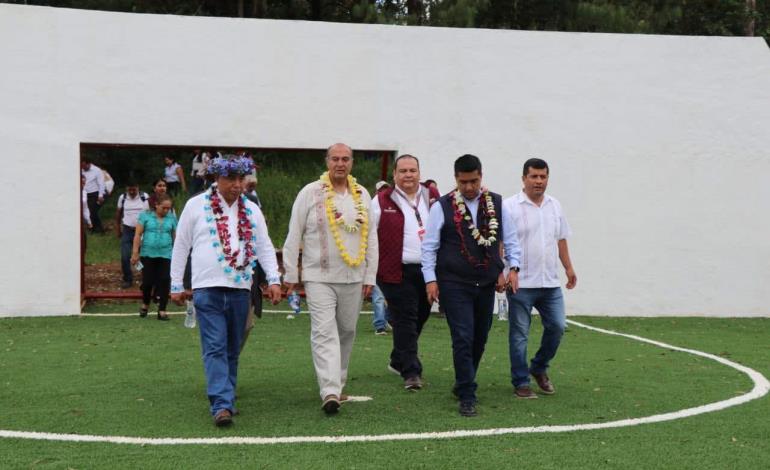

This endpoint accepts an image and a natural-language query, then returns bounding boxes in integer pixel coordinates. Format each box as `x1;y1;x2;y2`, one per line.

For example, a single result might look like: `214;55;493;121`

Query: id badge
417;227;426;241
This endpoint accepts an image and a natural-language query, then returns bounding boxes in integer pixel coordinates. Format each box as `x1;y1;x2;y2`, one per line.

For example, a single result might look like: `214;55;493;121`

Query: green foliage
8;0;769;45
83;147;390;264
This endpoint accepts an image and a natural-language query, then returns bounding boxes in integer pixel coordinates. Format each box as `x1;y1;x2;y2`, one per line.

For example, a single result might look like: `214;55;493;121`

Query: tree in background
5;0;768;42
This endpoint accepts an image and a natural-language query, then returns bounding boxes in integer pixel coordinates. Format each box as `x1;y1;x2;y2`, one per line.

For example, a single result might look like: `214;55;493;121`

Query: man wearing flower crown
169;156;282;427
283;143;378;415
421;154;521;417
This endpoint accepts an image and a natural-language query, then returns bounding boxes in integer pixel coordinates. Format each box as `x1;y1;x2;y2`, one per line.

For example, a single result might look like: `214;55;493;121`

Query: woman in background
131;194;177;320
163;156;186;195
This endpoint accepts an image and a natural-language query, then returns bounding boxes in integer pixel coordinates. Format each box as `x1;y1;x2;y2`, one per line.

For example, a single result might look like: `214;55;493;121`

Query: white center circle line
1;319;767;445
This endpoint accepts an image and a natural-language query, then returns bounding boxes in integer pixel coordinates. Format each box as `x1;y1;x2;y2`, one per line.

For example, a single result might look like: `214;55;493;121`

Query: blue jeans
507;287;566;388
439;281;495;403
193;287;250;416
371;285;389;330
120;225;136;283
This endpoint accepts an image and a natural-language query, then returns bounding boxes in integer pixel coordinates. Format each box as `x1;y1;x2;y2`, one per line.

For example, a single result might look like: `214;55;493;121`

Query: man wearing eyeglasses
421;154;521;417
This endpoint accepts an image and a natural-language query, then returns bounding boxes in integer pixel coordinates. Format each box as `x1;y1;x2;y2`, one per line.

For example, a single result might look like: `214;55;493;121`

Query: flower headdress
207;156;255;177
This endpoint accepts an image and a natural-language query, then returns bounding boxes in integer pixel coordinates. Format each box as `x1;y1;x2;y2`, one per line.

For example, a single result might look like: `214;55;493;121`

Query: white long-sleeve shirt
283;180;378;285
170;191;280;292
81;164;105;197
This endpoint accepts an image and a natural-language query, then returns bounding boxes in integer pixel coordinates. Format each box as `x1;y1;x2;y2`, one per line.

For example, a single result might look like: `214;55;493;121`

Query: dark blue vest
436;191;504;286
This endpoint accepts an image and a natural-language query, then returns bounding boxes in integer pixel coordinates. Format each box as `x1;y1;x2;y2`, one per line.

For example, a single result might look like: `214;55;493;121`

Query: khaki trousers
304;281;362;399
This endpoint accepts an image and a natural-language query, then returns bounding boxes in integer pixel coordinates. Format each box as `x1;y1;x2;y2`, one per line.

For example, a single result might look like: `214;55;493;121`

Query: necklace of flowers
203;185;258;284
320;171;369;267
453;188;498;246
451;188;498;268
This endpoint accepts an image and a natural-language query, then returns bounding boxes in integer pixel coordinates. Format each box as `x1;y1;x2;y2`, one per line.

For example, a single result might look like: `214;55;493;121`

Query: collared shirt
81;164;105;197
370;186;430;264
421;191;521;283
283;181;378;285
117;193;149;227
170;191;280;292
502;191;571;288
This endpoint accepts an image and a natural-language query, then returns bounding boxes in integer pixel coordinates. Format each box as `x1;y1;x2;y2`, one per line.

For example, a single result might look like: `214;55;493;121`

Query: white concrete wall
1;4;768;317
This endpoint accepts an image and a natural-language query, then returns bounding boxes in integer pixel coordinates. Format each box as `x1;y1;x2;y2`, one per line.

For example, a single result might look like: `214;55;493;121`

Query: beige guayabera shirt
283;180;378;286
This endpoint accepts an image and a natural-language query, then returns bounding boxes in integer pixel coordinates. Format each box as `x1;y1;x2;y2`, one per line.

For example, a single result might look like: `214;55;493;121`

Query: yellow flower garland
320;172;369;267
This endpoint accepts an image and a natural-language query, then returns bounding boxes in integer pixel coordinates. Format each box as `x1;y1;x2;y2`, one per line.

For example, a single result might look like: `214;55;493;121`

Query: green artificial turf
0;315;767;469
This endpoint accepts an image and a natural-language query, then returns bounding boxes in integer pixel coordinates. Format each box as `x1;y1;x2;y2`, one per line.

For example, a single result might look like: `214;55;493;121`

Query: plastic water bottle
287;291;301;319
184;300;196;328
497;296;508;321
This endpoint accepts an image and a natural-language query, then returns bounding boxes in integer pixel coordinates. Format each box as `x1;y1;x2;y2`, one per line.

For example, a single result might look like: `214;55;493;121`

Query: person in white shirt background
502;157;577;399
115;182;149;288
169;156;282;427
81;158;106;233
190;149;210;195
163;155;186;196
283;143;378;415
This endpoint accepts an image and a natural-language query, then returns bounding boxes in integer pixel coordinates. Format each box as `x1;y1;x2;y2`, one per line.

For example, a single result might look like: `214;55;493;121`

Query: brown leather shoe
514;385;538;399
404;376;423;391
321;395;340;414
531;372;555;395
214;409;233;427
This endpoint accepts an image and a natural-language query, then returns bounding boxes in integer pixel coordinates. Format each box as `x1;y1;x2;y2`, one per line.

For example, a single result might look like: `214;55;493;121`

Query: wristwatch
511;266;520;273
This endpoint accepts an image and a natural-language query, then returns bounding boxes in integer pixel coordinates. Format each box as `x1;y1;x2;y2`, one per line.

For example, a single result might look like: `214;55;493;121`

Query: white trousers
304;281;362;399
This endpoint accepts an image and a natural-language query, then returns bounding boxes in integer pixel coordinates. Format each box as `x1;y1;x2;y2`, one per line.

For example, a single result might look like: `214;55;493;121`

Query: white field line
1;319;767;446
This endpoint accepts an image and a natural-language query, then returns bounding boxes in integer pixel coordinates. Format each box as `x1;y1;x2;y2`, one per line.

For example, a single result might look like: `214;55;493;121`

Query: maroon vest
376;184;440;284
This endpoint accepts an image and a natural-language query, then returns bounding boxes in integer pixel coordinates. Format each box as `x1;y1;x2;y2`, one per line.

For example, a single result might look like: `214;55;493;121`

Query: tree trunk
745;0;756;36
407;0;424;25
252;0;265;18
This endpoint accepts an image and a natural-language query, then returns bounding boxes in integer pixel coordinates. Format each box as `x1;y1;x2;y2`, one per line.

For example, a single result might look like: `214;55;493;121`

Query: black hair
454;154;482;176
394;154;420;169
126;180;139;187
523;158;549;176
153;178;167;188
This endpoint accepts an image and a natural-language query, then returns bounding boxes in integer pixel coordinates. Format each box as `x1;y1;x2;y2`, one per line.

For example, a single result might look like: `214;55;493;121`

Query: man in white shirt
283;143;378;415
115;182;149;288
371;155;440;391
81;159;106;233
169;156;282;427
502;158;577;399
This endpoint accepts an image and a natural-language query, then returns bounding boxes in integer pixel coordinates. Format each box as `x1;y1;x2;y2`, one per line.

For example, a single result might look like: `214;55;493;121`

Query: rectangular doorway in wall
80;142;395;307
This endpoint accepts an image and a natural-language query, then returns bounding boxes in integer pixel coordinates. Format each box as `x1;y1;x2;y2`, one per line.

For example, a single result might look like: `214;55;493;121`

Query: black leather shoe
459;401;477;417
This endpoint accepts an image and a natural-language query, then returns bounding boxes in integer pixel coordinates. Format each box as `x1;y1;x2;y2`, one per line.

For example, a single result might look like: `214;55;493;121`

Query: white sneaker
286;314;295;320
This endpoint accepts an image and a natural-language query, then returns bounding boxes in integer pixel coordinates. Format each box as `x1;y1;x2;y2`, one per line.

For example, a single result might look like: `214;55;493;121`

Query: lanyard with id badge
396;188;426;241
